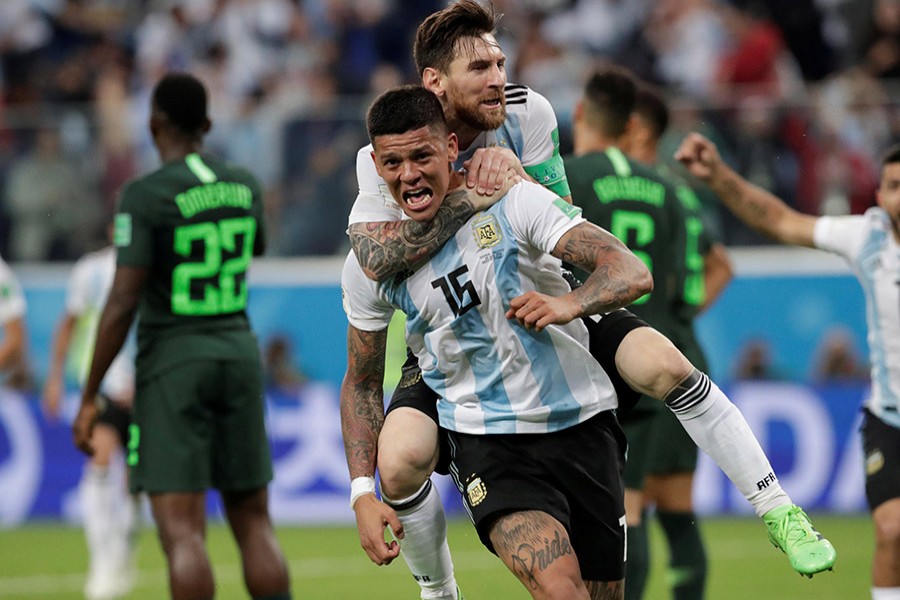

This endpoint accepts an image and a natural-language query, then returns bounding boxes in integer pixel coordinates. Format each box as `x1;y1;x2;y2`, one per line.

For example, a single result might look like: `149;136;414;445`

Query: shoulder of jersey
504;83;530;109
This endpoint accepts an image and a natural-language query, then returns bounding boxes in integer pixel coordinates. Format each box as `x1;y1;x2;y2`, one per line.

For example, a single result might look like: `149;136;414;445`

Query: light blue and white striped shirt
342;181;618;435
815;207;900;429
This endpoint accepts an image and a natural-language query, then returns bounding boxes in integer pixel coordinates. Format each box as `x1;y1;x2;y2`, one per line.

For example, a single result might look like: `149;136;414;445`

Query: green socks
657;510;707;600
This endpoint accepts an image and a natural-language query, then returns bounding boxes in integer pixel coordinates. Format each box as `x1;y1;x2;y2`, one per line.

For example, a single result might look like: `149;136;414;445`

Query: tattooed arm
675;132;818;248
340;324;404;566
340;324;388;479
350;177;517;282
506;222;652;332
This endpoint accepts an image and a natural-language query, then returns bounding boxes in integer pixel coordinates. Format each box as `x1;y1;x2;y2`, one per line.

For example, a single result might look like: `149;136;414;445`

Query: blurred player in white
0;255;29;388
43;239;139;600
677;134;900;600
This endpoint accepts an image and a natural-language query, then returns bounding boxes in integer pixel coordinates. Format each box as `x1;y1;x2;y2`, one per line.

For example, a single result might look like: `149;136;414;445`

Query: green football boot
764;504;837;578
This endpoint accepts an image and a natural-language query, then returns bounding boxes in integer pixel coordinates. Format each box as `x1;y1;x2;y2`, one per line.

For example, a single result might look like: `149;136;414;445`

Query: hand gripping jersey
348;84;569;225
814;207;900;429
342;181;618;435
65;246;136;400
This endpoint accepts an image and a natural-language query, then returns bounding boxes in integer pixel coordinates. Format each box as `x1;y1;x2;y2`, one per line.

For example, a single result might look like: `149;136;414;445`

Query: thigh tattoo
490;510;575;591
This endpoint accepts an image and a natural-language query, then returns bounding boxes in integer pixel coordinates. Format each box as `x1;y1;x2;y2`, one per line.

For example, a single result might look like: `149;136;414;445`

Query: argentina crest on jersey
472;213;502;249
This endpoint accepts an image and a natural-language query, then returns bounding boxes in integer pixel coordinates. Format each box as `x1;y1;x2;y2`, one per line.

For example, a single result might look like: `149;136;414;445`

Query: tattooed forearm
340;326;388;478
349;189;478;281
554;223;653;316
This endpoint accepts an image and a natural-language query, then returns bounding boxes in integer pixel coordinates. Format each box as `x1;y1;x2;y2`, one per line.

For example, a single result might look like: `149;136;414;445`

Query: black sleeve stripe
505;84;528;103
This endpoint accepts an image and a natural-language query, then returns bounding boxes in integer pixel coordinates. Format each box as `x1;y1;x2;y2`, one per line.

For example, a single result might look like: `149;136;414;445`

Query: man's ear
370;150;383;178
447;132;459;163
422;68;443;97
572;100;583;125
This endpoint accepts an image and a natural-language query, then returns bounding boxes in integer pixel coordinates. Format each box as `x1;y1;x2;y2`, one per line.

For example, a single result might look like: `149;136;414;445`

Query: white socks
82;464;140;594
873;588;900;600
665;370;791;517
82;465;117;574
382;479;458;600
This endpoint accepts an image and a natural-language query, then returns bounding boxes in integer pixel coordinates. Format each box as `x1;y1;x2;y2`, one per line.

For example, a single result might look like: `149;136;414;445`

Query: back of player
116;151;271;495
567;147;687;339
566;94;689;600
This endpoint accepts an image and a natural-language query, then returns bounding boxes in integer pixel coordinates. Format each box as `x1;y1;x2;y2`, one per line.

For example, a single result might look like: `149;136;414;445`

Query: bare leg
489;510;599;600
222;486;291;598
150;491;214;600
379;407;458;599
873;498;900;589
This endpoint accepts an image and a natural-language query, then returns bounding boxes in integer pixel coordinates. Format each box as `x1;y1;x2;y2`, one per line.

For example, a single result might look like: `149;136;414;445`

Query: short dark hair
633;83;669;141
582;65;637;138
413;0;497;76
152;72;208;135
366;85;449;142
882;143;900;167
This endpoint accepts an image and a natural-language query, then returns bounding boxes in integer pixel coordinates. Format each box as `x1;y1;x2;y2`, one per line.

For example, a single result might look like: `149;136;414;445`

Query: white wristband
349;476;377;509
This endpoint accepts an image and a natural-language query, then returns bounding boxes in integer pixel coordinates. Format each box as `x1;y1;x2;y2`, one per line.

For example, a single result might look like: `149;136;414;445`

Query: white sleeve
518;90;559;168
813;215;868;262
340;252;395;331
503;181;584;253
64;256;92;315
0;260;25;324
347;144;405;226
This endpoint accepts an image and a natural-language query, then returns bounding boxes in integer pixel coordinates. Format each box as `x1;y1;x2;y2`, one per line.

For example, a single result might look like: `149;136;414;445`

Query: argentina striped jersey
815;207;900;428
342;181;618;435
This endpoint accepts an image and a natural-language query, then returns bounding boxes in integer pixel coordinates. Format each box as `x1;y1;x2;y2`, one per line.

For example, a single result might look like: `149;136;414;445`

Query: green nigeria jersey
663;163;720;371
564;147;687;339
114;153;266;379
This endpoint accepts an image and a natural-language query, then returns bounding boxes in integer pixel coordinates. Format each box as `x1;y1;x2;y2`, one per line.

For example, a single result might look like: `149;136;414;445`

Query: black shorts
862;408;900;511
446;411;627;582
582;309;647;415
386;349;451;475
95;393;132;447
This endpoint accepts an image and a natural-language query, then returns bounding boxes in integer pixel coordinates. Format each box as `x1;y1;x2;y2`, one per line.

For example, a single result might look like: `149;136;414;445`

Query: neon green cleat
456;586;465;600
764;504;837;578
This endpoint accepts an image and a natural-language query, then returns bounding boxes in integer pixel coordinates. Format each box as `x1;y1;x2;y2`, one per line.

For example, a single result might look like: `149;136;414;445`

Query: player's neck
573;126;617;156
449;120;481;152
629;142;658;165
157;137;204;164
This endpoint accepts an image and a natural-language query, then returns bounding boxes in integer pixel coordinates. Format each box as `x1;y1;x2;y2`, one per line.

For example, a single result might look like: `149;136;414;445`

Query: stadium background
0;0;891;597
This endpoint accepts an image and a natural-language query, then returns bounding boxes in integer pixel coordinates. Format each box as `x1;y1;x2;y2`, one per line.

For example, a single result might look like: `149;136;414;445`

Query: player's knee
644;343;693;401
538;572;589;600
874;513;900;548
377;440;436;498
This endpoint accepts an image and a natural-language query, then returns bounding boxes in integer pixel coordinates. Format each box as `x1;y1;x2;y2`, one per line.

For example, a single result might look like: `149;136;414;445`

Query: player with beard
343;3;836;598
345;3;567;599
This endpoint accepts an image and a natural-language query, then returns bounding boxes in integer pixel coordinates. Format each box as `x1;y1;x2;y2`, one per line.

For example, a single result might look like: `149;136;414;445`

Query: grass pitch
0;514;870;599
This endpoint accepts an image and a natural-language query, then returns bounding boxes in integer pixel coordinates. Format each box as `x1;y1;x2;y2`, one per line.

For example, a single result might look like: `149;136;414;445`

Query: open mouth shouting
403;186;434;211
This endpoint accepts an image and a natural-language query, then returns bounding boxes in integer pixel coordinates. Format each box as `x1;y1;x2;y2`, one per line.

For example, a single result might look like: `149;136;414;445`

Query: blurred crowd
0;0;898;260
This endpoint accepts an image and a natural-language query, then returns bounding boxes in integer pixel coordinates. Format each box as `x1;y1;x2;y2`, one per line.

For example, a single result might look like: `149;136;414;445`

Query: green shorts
645;407;698;476
620;397;664;490
128;358;273;494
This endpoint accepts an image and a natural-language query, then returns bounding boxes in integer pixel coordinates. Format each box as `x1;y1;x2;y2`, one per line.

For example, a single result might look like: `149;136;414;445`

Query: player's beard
448;89;506;132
